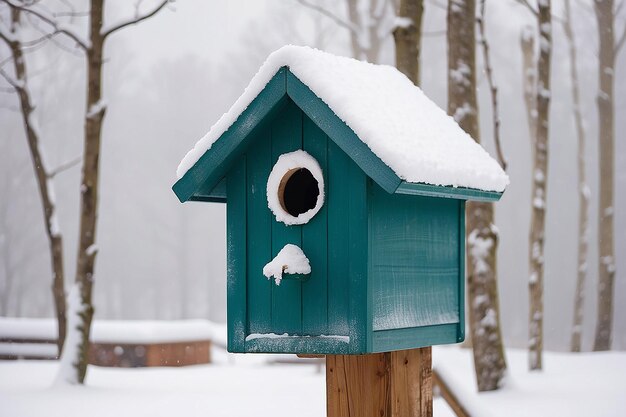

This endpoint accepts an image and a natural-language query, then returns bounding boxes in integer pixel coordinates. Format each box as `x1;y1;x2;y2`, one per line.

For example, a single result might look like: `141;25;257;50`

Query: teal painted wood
457;200;466;342
226;156;247;353
302;116;329;335
286;70;401;195
245;336;350;354
172;69;288;203
369;183;460;332
188;176;226;203
191;177;227;203
246;127;273;334
371;323;459;352
326;140;351;339
270;101;303;334
348;166;369;353
395;181;502;202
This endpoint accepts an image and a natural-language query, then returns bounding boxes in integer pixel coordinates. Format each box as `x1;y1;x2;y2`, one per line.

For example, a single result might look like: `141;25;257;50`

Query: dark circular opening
281;168;320;217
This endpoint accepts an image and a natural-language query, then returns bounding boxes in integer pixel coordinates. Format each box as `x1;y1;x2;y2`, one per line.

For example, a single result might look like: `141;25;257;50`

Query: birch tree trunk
593;0;616;352
393;0;423;85
346;0;385;62
528;0;552;371
1;9;67;356
562;0;589;353
66;0;106;383
447;0;507;391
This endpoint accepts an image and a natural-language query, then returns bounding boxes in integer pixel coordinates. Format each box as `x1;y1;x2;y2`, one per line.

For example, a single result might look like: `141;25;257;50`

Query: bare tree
1;0;172;384
562;0;589;353
393;0;423;84
593;0;624;351
0;7;71;355
447;0;507;391
517;0;552;370
296;0;394;62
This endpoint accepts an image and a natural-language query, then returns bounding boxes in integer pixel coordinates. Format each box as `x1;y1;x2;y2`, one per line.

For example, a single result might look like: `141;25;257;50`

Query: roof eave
172;68;289;203
394;181;504;202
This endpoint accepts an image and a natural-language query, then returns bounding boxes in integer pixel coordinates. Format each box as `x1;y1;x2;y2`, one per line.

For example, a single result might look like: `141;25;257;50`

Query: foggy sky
0;0;624;352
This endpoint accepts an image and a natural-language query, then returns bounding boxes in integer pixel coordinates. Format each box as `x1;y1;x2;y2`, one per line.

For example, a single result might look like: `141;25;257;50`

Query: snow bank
0;359;456;417
262;244;311;285
0;317;215;344
433;347;626;417
177;45;509;192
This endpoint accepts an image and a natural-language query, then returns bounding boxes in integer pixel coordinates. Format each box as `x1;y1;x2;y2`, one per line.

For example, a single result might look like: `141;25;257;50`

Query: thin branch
48;156;81;178
0;102;19;111
295;0;358;33
617;0;625;17
615;23;626;55
24;14;83;56
101;0;170;39
478;0;506;171
0;0;89;49
515;0;539;17
0;64;20;88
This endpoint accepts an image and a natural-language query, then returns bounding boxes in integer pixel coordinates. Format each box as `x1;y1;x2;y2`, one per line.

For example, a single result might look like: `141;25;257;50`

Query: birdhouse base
326;347;432;417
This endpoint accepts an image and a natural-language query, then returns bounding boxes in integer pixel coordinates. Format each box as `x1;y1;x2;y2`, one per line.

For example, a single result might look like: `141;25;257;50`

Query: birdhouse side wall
367;184;465;352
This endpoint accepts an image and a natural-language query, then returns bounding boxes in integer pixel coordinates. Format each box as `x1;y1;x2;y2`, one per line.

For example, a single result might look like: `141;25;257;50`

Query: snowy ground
433;347;626;417
0;347;453;417
2;345;623;417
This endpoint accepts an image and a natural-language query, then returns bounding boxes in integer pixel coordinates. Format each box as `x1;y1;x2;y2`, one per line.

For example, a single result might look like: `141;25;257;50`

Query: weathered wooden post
172;46;508;417
327;348;432;417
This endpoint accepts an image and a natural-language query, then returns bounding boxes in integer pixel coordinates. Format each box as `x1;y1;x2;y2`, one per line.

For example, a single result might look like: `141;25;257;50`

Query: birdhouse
172;46;508;355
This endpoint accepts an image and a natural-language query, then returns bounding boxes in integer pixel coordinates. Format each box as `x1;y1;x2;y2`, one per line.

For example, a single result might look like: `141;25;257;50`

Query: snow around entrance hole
267;150;324;225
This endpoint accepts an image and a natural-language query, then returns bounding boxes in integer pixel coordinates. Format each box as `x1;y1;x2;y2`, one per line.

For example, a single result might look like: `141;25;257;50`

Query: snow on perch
177;45;509;192
263;244;311;285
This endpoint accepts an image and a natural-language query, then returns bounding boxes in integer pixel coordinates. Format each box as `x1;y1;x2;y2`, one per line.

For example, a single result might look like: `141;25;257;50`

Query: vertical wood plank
390;347;432;417
246;128;273;334
327;348;432;417
348;164;369;353
302;116;329;335
326;353;390;417
327;141;351;337
271;100;303;334
226;156;247;352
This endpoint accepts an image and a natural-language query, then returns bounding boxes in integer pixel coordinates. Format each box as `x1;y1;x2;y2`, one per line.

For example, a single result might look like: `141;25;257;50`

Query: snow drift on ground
433;346;626;417
176;45;509;193
0;347;453;417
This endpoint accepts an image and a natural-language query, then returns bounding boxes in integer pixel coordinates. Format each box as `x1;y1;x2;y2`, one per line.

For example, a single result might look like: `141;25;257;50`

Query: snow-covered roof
176;45;509;193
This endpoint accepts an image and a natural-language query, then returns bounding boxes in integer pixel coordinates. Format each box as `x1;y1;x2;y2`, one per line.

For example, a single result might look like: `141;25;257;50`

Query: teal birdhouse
172;46;508;355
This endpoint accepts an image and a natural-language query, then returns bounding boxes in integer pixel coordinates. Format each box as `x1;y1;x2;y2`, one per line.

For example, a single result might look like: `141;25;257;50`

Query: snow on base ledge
245;333;350;343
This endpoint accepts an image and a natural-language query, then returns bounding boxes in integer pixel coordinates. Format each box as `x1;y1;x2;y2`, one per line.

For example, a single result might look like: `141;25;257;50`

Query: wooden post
326;347;432;417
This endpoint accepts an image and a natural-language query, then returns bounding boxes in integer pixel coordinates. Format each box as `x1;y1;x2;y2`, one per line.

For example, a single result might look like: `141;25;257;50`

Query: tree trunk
4;9;66;356
393;0;423;85
528;0;552;371
563;0;589;353
57;0;106;384
593;0;616;352
74;0;106;383
345;0;387;63
447;0;507;391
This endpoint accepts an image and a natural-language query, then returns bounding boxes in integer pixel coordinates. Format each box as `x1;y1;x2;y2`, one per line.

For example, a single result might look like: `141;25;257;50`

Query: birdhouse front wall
226;100;369;354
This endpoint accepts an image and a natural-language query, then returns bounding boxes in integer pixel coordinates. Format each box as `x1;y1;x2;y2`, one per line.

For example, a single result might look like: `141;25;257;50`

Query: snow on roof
176;45;509;192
